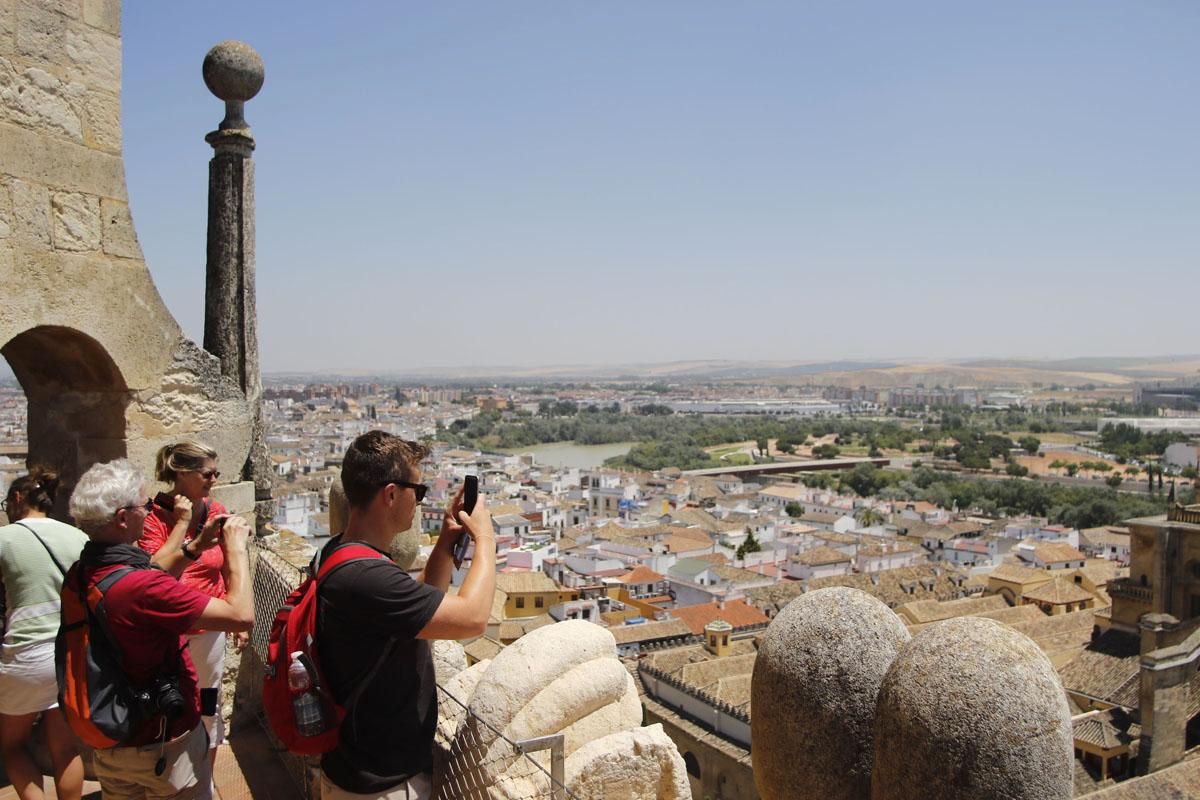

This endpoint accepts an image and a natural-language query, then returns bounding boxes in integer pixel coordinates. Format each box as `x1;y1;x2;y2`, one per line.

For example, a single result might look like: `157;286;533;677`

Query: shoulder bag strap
15;521;69;577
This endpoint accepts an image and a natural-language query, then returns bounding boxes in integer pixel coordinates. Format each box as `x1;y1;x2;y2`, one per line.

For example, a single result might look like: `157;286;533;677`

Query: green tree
784;502;803;518
756;438;769;457
1065;463;1080;477
1105;474;1123;488
813;443;841;459
1019;436;1041;455
843;464;884;497
1005;461;1029;477
743;527;761;554
855;507;885;527
959;449;991;471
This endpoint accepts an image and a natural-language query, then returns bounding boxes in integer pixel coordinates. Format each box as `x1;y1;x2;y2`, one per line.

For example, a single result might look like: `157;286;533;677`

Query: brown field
1014;451;1135;478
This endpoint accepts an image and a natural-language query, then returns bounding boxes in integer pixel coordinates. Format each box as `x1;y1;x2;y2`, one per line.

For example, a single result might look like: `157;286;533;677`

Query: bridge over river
683;457;890;479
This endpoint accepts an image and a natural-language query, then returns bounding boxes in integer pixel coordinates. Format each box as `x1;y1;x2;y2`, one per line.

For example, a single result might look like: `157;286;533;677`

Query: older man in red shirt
66;460;254;800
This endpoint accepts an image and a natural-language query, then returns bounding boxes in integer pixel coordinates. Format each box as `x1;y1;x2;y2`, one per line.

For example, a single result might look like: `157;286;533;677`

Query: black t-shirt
316;537;445;793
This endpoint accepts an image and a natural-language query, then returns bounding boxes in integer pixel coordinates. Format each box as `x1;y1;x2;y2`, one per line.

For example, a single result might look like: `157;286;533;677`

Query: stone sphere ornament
202;40;264;130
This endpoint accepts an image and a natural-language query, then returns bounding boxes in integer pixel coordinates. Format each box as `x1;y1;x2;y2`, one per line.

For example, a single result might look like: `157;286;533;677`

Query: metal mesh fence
246;535;305;663
243;536;579;800
436;683;579;800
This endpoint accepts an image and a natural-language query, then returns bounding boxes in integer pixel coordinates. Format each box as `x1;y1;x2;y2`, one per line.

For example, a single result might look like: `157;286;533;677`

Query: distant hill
264;354;1200;389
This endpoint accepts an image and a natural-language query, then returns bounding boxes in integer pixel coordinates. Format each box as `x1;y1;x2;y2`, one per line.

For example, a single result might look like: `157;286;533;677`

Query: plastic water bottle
288;651;324;736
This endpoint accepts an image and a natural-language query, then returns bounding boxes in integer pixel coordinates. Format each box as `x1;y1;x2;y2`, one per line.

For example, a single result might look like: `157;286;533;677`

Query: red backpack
263;543;395;755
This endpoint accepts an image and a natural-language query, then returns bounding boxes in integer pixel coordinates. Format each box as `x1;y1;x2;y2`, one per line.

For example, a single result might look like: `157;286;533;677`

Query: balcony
1108;578;1153;605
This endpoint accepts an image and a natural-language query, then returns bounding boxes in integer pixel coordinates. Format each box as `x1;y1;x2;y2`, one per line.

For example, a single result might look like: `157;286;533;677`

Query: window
516;597;525;609
535;596;544;608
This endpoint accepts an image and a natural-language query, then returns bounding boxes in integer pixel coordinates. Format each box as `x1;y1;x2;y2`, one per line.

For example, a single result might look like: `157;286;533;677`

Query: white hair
69;459;143;532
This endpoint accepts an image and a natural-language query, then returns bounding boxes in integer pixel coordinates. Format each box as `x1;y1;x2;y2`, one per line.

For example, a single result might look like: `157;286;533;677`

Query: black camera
137;675;187;720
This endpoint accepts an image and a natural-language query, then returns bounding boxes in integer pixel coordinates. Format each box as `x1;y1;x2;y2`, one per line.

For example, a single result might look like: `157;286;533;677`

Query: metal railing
436;683;578;800
243;536;578;800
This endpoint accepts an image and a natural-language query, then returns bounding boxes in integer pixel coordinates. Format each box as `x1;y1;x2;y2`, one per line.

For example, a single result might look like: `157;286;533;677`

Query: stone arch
682;751;700;778
2;326;130;516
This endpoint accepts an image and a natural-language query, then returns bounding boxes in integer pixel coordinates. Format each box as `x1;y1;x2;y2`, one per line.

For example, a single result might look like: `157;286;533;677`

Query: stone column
202;41;273;529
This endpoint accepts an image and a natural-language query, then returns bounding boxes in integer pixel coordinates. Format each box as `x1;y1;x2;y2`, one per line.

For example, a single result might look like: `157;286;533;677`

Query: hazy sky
121;2;1199;373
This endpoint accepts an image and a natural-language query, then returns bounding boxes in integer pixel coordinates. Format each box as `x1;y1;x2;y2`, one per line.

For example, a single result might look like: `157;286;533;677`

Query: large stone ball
871;617;1073;800
202;40;264;102
752;588;911;800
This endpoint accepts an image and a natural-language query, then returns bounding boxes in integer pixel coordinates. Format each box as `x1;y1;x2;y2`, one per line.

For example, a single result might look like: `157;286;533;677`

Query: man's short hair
70;459;143;533
341;431;430;508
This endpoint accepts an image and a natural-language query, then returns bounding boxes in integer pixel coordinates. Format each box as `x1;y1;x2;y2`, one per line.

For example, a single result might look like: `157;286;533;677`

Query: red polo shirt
91;565;211;745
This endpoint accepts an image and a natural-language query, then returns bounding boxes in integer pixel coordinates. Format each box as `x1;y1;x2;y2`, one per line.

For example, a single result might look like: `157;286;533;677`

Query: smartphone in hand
452;475;478;566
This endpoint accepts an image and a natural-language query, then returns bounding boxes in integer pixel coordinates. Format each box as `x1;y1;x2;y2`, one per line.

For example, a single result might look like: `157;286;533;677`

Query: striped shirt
0;518;88;652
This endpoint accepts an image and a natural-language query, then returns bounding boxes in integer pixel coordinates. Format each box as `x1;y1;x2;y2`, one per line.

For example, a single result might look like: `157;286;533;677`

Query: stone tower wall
0;0;255;510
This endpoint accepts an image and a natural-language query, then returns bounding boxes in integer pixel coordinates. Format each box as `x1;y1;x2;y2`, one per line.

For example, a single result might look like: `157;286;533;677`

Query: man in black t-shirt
316;432;497;799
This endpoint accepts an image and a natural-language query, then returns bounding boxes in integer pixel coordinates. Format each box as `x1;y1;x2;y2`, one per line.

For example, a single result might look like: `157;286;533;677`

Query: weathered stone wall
0;0;255;510
641;697;757;800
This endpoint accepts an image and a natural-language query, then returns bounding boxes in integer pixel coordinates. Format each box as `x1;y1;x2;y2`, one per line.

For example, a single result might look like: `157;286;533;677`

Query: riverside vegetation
439;404;1190;528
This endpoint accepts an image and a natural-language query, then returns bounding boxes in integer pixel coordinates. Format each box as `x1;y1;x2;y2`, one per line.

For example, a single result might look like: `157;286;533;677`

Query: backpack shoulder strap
315;543;388;583
15;521;69;577
93;566;136;595
77;565;138;669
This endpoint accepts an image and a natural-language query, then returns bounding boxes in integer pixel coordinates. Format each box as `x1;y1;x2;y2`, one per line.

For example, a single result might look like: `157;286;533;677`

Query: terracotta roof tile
669;600;769;635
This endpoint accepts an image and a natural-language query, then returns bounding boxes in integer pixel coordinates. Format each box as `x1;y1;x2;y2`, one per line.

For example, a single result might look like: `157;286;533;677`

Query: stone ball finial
203;41;264;102
752;588;911;800
203;40;264;132
871;617;1073;800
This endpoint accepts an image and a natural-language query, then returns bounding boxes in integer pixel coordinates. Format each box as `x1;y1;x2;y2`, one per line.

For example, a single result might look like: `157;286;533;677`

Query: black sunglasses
383;480;428;503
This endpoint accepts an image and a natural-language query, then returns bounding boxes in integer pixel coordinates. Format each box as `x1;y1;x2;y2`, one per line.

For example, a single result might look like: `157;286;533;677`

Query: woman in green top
0;469;86;800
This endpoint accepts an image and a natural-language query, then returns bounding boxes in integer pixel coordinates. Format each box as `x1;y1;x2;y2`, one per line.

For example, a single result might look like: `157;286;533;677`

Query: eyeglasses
382;480;428;503
119;498;155;514
198;470;220;481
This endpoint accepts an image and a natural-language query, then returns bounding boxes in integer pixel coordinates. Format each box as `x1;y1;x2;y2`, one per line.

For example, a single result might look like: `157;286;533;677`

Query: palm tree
855;507;885;528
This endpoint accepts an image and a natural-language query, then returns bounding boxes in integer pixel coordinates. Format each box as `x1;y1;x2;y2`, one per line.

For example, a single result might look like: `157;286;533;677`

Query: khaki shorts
92;722;211;800
320;771;432;800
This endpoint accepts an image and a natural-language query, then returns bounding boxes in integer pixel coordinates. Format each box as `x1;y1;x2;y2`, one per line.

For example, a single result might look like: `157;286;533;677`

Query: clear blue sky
121;1;1199;373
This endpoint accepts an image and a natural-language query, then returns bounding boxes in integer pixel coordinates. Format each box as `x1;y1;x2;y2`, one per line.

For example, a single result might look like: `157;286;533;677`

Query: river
497;441;636;469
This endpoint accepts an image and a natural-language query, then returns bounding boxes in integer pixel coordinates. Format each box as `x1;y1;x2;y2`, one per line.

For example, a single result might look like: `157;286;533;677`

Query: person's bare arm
150;495;194;577
417;502;496;640
193;516;254;632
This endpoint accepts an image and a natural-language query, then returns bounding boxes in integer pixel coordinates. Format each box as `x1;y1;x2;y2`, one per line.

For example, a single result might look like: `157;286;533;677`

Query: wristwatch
182;541;199;561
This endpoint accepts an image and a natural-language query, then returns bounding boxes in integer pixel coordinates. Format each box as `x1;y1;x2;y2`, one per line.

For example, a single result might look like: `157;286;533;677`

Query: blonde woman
0;468;85;800
139;442;243;770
